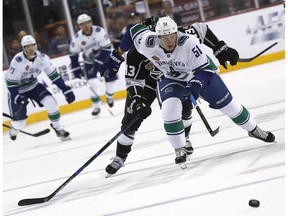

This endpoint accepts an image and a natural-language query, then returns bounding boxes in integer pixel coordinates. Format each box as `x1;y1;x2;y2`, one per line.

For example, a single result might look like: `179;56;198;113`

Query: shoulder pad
15;56;23;63
177;35;189;46
95;27;101;32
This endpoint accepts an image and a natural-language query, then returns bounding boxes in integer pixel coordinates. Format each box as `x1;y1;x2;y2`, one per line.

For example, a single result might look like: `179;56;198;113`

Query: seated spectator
49;24;70;56
7;36;22;64
160;0;182;25
34;31;49;53
18;30;28;41
104;0;136;16
112;11;129;39
112;11;142;49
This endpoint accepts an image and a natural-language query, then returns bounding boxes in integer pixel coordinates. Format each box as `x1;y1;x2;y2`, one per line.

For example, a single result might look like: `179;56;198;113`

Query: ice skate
107;98;114;108
50;124;71;141
184;137;194;155
175;147;187;169
105;156;126;177
91;107;101;116
9;127;19;141
248;126;275;143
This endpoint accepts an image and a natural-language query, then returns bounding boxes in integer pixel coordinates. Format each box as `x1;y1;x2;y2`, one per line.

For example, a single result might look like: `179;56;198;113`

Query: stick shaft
238;41;280;62
18;115;139;206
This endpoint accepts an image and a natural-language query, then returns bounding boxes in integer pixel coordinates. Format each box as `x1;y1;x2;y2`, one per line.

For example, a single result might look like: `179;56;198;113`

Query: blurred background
2;0;283;69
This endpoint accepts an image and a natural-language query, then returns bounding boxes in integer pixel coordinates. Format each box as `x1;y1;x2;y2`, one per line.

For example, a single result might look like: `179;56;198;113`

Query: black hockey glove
101;50;124;78
14;94;29;106
62;86;76;104
213;41;239;69
142;16;158;31
131;96;152;119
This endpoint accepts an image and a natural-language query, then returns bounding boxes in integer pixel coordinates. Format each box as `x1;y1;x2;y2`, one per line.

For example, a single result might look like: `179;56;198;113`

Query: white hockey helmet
77;14;91;25
155;16;177;36
21;35;36;47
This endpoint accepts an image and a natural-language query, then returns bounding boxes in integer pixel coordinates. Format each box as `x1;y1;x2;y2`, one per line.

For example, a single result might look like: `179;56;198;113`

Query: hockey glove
142;16;158;30
131;96;152;119
101;50;124;78
14;94;29;106
186;71;213;100
213;41;239;69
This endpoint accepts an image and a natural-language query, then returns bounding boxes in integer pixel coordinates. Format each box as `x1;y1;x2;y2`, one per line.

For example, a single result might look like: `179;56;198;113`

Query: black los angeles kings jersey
125;46;160;98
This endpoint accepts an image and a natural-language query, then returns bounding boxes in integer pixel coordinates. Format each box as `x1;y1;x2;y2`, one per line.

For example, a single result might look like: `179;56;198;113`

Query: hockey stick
238;40;280;62
3;124;50;137
190;96;219;137
3;113;51;137
3;113;16;119
18;115;139;206
81;77;114;116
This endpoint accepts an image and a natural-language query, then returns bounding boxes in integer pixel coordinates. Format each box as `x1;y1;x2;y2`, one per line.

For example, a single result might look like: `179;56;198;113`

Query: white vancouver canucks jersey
5;51;60;93
69;25;111;62
131;24;217;82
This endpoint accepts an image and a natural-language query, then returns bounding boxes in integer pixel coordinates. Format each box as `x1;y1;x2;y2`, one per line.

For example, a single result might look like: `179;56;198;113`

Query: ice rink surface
3;60;285;216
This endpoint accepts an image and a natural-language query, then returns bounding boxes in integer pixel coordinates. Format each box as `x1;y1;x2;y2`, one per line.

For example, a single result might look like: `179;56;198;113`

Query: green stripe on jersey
232;106;250;125
48;111;60;121
19;78;38;89
48;70;61;82
5;79;19;88
91;97;100;103
130;24;147;38
164;119;184;134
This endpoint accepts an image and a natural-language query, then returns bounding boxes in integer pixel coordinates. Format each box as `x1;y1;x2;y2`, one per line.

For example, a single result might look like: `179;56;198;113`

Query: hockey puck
249;199;260;207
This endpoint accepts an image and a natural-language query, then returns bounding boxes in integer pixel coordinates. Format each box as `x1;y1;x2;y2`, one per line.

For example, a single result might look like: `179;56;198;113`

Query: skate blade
106;108;114;116
179;162;187;170
92;114;100;119
60;136;71;141
105;173;113;178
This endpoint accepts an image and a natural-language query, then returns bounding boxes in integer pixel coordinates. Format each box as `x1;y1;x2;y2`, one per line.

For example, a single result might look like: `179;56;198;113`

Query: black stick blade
33;129;50;137
18;197;48;206
210;126;220;137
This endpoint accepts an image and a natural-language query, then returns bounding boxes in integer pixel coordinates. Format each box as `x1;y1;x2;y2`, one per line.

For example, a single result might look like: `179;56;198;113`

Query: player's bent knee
162;97;182;121
41;96;59;113
219;98;243;118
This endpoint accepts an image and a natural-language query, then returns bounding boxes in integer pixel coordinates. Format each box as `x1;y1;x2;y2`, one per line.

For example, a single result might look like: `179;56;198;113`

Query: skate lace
109;156;125;169
252;126;268;139
175;148;185;157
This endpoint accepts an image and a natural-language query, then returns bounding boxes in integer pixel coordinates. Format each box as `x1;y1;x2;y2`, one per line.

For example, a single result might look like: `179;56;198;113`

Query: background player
6;35;75;141
69;14;117;116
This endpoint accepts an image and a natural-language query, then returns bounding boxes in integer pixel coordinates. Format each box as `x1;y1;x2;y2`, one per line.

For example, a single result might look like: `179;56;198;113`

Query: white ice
2;60;285;216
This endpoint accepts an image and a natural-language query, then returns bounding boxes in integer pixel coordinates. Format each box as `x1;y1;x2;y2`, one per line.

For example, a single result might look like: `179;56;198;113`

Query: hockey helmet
21;35;36;47
77;14;91;25
155;16;177;36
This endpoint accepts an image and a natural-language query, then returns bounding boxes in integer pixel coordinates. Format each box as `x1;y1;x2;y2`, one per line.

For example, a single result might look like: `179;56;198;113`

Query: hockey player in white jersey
69;13;117;116
102;16;275;166
6;35;75;141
